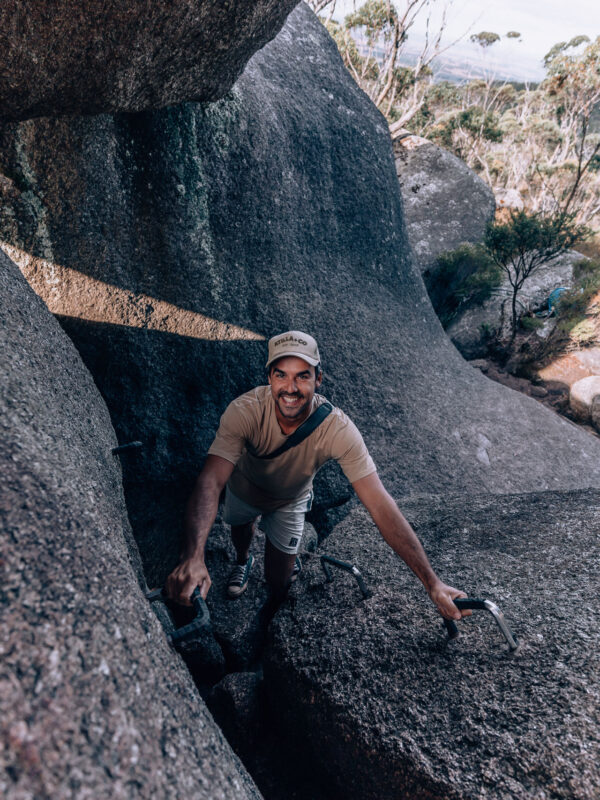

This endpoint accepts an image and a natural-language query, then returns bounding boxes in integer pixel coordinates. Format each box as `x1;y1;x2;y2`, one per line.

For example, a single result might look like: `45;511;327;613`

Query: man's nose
284;376;298;393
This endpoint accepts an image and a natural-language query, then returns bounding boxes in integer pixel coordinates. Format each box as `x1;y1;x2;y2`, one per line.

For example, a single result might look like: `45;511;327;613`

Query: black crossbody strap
255;401;333;460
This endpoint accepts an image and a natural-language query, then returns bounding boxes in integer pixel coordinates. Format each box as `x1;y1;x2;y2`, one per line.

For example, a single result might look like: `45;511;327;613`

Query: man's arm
352;472;469;621
165;454;235;604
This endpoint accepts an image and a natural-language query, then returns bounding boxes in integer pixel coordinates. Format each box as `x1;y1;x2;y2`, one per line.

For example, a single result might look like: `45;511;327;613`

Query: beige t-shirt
208;385;376;512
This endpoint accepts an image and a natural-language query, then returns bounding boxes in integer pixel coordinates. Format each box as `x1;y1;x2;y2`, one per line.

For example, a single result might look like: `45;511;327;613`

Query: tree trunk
510;286;519;343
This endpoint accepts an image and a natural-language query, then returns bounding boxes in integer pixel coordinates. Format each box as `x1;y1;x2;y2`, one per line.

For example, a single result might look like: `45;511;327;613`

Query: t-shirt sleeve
328;412;377;484
207;400;249;466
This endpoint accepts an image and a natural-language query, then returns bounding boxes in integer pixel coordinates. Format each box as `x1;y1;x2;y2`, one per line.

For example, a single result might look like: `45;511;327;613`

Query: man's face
268;356;322;425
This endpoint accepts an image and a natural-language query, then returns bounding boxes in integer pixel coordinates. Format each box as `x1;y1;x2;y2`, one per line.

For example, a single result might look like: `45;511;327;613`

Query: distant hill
398;40;545;84
353;31;545;85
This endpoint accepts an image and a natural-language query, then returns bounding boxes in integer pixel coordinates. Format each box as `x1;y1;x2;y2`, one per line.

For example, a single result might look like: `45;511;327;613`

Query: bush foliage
424;244;503;328
312;1;600;234
484;209;589;338
554;258;600;344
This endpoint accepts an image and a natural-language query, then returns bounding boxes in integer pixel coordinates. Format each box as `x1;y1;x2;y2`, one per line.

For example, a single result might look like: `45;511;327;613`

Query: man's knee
231;519;256;537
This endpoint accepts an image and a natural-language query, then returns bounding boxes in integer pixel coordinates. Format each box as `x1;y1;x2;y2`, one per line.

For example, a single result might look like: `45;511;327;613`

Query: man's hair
268;360;322;380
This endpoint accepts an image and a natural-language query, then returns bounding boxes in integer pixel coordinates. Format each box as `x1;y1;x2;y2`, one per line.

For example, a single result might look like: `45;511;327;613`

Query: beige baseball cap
266;330;321;369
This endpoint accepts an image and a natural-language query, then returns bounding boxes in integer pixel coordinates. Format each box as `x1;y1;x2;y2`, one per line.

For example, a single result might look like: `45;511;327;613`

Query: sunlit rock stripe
1;243;264;342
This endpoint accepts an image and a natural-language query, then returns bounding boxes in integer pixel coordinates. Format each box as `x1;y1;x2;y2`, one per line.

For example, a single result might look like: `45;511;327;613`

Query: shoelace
229;563;248;586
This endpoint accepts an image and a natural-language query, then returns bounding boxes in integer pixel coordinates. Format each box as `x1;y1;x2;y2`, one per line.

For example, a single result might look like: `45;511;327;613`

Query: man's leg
231;520;257;565
227;521;258;598
264;537;297;603
260;490;311;608
222;488;263;598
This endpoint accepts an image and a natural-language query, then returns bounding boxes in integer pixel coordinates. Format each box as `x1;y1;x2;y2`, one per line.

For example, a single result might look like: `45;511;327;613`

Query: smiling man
166;330;468;621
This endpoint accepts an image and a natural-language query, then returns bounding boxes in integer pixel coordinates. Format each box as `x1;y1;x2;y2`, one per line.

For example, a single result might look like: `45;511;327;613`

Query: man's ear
315;370;323;389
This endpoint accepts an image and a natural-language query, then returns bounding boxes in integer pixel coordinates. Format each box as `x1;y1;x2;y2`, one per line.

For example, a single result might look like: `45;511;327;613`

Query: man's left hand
428;581;471;620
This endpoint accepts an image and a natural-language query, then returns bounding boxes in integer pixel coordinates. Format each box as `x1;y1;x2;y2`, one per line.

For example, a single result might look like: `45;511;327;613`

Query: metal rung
444;598;519;651
320;555;372;599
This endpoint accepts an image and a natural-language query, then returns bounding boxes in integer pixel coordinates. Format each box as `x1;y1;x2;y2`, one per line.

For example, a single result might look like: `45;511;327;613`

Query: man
166;330;468;622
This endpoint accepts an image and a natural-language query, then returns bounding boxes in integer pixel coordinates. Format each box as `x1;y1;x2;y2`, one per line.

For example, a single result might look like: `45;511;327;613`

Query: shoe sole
227;583;249;598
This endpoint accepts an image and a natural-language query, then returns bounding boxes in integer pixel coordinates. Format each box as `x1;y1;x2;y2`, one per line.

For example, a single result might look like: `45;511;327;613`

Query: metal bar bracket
443;597;519;651
112;440;143;455
320;555;372;599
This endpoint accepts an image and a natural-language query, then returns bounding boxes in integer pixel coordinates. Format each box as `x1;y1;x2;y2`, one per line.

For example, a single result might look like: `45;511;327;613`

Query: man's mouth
279;393;302;407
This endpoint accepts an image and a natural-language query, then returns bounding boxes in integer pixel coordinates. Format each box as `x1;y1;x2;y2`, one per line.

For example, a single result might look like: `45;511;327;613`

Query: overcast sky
333;0;598;81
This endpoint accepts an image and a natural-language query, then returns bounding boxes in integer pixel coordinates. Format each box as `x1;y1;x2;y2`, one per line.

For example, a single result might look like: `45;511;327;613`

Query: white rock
569;376;600;421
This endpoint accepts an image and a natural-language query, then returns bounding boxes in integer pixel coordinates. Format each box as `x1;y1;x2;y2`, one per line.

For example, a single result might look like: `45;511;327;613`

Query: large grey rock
0;0;299;121
265;490;600;799
1;4;600;590
208;672;264;765
394;133;496;274
0;249;261;799
447;250;582;359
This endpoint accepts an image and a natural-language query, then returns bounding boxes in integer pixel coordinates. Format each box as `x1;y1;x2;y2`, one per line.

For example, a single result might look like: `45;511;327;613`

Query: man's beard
276;391;310;419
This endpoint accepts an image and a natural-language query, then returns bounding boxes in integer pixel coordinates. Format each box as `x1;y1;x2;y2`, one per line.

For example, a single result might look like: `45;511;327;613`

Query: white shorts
222;486;313;554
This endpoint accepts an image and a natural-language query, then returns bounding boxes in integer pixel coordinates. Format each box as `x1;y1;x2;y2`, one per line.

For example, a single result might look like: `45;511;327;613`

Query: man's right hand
165;558;212;604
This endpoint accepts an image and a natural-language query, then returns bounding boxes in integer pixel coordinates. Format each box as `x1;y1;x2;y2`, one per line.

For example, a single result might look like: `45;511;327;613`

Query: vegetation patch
311;2;600;237
520;316;545;331
424;243;502;328
484;209;589;339
554;258;600;345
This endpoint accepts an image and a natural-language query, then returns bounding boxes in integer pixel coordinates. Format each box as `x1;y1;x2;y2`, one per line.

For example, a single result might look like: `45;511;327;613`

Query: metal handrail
443;598;519;651
146;587;211;645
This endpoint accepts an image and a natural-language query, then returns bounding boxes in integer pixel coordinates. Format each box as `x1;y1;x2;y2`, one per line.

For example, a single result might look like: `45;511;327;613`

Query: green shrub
557;258;600;315
520;315;545;331
483;209;590;340
424;244;503;328
554;258;600;344
572;256;600;291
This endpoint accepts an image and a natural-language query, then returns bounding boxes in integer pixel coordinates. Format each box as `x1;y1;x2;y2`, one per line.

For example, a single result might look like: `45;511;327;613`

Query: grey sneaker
227;555;255;598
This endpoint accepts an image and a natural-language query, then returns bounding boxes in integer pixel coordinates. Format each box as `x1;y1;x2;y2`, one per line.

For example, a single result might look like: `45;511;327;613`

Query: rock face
447;250;581;359
0;249;261;799
0;0;299;121
2;4;600;591
265;490;600;799
394;133;496;274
